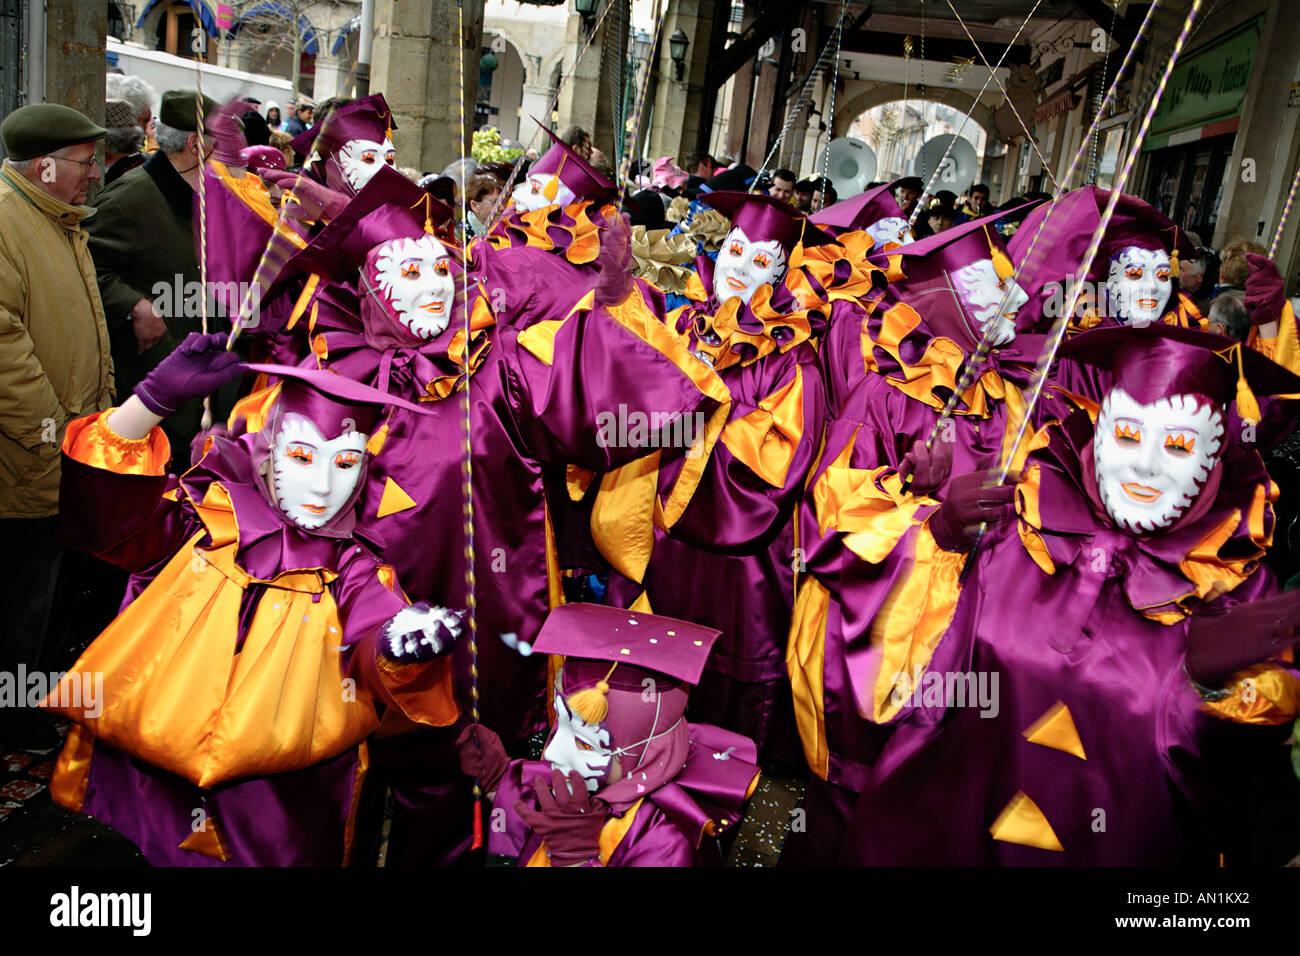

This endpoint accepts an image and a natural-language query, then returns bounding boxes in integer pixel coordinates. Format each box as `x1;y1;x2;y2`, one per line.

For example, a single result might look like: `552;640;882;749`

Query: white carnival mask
950;257;1029;347
372;235;456;339
1106;246;1172;328
335;136;397;192
1093;387;1223;533
713;227;788;306
543;689;614;793
865;216;913;250
271;416;369;530
511;172;576;213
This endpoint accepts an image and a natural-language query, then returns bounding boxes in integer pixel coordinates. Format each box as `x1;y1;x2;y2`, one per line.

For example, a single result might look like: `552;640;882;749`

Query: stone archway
481;31;526;141
833;81;997;141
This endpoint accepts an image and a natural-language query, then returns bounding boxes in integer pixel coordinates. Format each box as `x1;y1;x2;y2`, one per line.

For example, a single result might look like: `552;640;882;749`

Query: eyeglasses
50;153;100;170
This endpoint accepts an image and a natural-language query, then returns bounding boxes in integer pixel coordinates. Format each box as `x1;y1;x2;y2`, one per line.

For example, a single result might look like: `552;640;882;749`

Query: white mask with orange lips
1093;387;1223;533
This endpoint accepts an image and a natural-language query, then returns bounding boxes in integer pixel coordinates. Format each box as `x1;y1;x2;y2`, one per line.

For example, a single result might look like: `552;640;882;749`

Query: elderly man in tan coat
0;103;115;748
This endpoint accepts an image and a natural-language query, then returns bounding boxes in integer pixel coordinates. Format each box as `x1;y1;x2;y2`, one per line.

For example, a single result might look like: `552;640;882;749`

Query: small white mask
271;416;369;530
543;690;614;793
1093;388;1223;533
372;235;456;339
1106;246;1172;328
511;172;576;213
950;257;1029;347
335;136;397;192
864;216;913;250
713;227;788;306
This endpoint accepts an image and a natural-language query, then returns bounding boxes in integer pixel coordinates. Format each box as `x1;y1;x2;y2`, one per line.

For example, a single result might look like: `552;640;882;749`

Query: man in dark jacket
84;89;217;456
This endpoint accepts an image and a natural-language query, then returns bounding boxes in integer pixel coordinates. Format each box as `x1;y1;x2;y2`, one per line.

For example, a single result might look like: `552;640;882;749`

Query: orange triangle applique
376;477;417;518
989;791;1064;852
178;815;231;861
1023;700;1087;760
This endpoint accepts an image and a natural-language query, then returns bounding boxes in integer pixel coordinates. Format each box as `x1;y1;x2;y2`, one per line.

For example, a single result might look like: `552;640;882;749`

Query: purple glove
263;170;349;222
1185;589;1300;689
1244;253;1286;326
898;437;953;496
135;332;242;417
455;723;510;793
378;603;464;664
928;469;1018;552
595;212;635;308
207;98;257;167
241;145;287;177
515;769;607;866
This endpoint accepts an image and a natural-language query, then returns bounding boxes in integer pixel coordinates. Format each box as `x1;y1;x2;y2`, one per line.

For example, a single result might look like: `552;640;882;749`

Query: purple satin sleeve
331;543;428;715
58;453;192;574
822;298;869;416
606;807;694;866
668;344;825;552
472;242;598;329
198;167;274;321
503;304;721;472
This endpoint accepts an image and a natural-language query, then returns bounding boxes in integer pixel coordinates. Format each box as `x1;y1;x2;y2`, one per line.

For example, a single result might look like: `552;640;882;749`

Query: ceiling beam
703;2;790;91
840;29;1031;67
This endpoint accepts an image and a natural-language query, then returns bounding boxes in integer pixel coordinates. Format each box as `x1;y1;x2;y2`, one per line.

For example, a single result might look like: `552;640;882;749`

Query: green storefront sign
1144;16;1261;151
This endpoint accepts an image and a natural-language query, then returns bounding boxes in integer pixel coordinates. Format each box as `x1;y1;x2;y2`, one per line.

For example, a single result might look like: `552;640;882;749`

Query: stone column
44;0;105;122
1213;0;1300;275
370;0;484;173
555;1;629;154
312;51;348;102
646;0;717;163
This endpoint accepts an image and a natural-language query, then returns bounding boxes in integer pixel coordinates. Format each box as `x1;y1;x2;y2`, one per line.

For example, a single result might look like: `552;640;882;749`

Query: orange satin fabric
63;411;170;475
787;577;830;778
863;303;1008;419
719;366;806;488
485;200;610;265
524;797;644;866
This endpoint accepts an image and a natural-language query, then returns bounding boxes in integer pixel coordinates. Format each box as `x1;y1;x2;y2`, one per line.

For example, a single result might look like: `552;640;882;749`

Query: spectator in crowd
962;182;990;218
240;108;270;148
263;100;282;131
0;104;115;747
812;177;837;212
1205;290;1251;342
1179;253;1210;307
588;147;615;183
106;73;156;150
284;98;314;138
83;90;221;458
269;129;295;168
769;168;796;204
683;149;715;193
924;200;957;236
102;98;146;185
1217;237;1266;293
793;178;815;212
894;175;923;217
561;125;592;161
465;171;503;238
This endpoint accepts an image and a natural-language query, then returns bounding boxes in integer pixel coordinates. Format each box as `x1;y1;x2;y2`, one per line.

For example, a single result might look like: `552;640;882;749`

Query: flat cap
159;89;217;132
1;103;107;161
105;99;136;129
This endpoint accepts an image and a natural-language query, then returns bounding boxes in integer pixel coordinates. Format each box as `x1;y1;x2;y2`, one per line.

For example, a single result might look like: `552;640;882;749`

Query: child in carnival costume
43;337;463;865
456;604;760;866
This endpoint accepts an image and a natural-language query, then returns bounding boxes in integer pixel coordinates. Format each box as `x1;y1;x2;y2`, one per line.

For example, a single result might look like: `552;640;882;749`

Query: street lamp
574;0;598;34
669;28;689;82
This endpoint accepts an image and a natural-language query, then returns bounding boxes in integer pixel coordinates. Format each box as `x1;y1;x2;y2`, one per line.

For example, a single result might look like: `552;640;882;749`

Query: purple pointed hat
244;362;440;436
699;190;838;255
809;178;906;233
274;164;454;293
1058;324;1300;412
290;93;396;159
524;118;618;204
1008;186;1198;324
